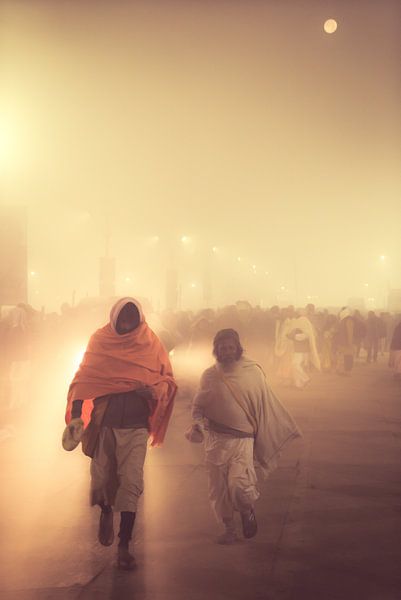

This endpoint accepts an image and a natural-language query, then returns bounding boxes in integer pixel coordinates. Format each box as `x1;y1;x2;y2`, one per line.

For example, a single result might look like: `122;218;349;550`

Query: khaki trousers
205;430;260;523
90;427;148;512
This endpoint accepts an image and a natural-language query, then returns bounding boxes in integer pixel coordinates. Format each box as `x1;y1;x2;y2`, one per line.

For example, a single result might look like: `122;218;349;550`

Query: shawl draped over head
194;357;302;479
287;316;321;370
65;297;177;447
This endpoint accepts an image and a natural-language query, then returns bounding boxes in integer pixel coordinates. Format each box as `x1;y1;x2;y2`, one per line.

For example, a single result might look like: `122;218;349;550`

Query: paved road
0;357;400;600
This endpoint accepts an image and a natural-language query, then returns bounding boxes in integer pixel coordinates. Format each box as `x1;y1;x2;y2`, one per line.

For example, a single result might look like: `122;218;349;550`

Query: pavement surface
0;356;400;600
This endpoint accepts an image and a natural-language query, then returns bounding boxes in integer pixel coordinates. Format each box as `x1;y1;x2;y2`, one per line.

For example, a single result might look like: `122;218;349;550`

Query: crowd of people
1;296;400;566
0;297;400;440
157;301;401;388
0;299;400;410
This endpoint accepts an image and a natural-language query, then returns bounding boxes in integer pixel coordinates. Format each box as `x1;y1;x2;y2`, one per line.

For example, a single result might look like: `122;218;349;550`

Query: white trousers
205;430;260;523
90;427;148;512
292;352;310;388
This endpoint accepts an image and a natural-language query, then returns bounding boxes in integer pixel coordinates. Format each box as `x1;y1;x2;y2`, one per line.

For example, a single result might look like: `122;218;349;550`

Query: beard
216;352;237;365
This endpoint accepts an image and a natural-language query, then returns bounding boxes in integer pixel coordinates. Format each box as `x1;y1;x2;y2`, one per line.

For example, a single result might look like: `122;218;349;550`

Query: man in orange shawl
63;297;177;570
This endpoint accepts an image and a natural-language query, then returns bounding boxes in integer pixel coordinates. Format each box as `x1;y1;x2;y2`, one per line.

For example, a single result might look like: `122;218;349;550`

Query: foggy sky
1;0;400;311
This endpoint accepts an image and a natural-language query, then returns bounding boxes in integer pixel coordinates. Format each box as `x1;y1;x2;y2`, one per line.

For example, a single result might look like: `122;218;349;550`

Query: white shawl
195;357;302;478
287;316;321;370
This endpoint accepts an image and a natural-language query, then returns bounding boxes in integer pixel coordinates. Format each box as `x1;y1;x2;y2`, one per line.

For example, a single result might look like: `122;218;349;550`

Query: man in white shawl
191;329;301;544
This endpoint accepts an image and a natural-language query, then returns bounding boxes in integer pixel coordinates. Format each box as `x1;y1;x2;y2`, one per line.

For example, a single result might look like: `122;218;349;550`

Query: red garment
65;321;177;447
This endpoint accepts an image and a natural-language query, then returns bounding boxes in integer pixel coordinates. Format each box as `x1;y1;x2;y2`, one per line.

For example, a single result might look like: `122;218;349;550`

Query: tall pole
293;252;299;307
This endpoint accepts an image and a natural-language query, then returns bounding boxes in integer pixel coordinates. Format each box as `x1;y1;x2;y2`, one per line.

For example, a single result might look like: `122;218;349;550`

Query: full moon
324;19;338;34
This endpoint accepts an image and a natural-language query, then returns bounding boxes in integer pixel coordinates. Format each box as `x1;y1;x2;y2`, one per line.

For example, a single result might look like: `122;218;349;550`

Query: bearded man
191;328;300;544
62;297;177;569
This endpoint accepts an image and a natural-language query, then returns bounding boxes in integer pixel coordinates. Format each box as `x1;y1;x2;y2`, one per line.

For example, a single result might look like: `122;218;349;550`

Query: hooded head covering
65;297;177;447
287;316;321;370
110;297;144;333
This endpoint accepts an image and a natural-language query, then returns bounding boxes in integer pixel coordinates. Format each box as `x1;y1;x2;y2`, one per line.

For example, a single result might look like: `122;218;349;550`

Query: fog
1;0;401;311
0;3;401;595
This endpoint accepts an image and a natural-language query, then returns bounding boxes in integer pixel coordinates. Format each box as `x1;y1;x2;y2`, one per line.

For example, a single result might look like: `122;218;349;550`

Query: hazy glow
0;1;399;311
324;19;338;34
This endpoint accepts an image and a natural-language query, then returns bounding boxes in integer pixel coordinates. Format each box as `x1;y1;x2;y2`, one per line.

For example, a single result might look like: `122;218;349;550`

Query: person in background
388;317;401;380
286;314;321;389
63;297;177;570
321;314;338;372
335;307;355;376
378;313;387;356
352;310;367;360
274;307;295;385
365;311;381;364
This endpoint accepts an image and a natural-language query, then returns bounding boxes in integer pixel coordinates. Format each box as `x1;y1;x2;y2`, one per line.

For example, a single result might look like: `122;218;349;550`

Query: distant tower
0;206;27;305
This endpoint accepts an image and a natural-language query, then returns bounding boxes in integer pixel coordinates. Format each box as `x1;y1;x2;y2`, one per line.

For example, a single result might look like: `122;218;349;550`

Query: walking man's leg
228;441;260;539
114;428;148;569
207;461;238;544
90;427;118;546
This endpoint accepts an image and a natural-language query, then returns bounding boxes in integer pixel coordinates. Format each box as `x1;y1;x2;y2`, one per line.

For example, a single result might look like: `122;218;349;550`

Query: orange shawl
65;321;177;447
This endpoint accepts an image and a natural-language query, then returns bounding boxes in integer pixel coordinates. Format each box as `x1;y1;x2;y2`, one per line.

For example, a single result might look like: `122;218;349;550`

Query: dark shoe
117;546;136;570
240;508;257;539
217;530;238;545
98;508;114;546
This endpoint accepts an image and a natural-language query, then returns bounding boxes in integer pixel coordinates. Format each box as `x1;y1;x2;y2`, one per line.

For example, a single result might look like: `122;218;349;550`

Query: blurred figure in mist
0;304;37;411
264;305;280;373
352;310;367;359
388;317;401;380
188;313;215;352
335;307;356;376
365;311;381;363
378;313;388;356
305;304;322;349
321;314;338;372
63;297;177;570
274;306;296;385
190;328;300;544
286;314;321;389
